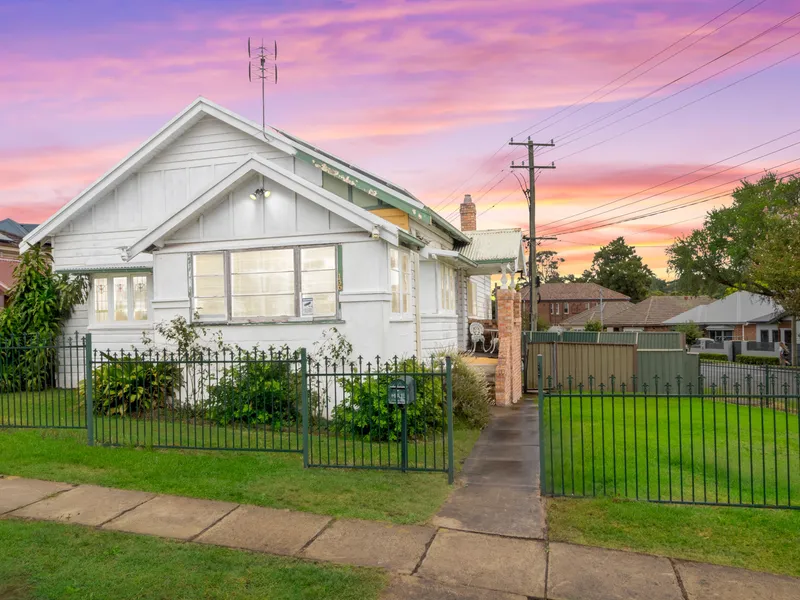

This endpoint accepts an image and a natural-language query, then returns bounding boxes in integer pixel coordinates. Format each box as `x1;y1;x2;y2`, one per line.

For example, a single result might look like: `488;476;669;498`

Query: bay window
192;246;338;322
390;248;411;316
92;273;150;324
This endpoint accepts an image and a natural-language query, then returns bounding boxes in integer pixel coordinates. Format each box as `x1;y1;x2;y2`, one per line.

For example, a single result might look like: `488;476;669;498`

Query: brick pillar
495;288;522;406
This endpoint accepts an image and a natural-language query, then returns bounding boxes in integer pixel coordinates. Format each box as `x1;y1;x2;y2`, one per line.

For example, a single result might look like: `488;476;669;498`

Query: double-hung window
467;280;478;317
389;248;411;316
440;264;456;312
92;273;150;324
192;246;337;322
564;303;569;315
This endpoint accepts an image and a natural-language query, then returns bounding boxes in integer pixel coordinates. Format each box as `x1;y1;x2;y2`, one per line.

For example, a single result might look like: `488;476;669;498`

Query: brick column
495;288;522;406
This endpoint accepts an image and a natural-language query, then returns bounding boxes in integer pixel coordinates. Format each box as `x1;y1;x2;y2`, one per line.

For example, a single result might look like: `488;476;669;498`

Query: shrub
584;319;602;332
673;321;703;346
735;355;780;365
699;353;728;362
205;358;301;426
80;355;182;416
449;353;490;429
330;359;445;442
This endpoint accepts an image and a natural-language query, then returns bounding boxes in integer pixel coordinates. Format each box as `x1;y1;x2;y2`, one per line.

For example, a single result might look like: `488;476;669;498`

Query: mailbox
387;376;417;406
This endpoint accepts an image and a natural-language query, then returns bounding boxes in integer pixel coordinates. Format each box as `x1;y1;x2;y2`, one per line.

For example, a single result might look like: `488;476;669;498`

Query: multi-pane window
390;248;411;315
555;303;560;315
440;264;456;312
93;274;150;323
467;280;478;316
564;303;569;315
192;246;338;322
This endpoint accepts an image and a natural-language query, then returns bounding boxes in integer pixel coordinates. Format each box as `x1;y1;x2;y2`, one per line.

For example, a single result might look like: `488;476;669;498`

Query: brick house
0;258;19;309
521;282;629;326
0;219;38;259
562;295;714;331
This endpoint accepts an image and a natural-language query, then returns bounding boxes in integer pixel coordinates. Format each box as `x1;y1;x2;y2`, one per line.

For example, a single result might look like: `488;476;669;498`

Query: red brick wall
536;299;624;325
495;288;522;406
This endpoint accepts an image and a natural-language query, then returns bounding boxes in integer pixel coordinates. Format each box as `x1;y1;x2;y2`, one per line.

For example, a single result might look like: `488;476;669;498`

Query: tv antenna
248;38;278;140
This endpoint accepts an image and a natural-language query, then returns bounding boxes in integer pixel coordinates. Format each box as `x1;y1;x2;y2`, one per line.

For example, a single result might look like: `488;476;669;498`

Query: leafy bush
80;355;182;416
205;359;301;426
673;321;703;346
735;355;780;365
329;359;445;442
699;353;728;362
584;320;602;332
449;353;490;428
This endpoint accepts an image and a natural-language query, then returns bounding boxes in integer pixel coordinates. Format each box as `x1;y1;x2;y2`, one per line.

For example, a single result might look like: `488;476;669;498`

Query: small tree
673;321;703;347
584;319;602;332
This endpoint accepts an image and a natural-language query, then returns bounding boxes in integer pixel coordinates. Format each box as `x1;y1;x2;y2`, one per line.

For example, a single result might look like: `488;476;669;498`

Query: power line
538;127;800;233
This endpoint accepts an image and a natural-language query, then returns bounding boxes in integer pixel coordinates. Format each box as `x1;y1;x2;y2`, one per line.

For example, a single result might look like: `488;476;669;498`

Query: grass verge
547;497;800;578
0;519;386;600
0;426;480;525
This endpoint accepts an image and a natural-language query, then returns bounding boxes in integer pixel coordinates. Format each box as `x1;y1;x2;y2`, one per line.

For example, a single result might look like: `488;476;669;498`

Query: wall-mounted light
249;188;272;200
371;226;380;240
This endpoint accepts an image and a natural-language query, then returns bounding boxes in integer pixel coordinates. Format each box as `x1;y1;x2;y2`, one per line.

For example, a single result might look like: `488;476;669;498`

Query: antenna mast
248;38;278;140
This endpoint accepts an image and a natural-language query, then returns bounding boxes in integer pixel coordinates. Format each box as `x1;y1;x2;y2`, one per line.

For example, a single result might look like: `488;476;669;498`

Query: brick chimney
459;194;477;231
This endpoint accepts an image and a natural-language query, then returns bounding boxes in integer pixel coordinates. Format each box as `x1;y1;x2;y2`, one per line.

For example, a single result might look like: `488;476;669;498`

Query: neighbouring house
0;257;19;309
521;282;629;326
0;218;38;259
567;295;715;332
664;290;793;343
559;301;632;329
22;98;525;359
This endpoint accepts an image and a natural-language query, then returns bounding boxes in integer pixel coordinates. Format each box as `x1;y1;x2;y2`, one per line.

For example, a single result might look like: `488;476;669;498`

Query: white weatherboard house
24;98;524;359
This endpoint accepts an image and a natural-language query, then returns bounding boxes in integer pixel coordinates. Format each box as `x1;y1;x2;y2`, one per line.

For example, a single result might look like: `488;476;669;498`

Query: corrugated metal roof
460;228;523;263
664;291;782;325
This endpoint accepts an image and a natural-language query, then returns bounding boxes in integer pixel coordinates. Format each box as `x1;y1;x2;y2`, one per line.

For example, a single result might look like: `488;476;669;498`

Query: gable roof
524;282;630;302
0;258;19;293
664;291;781;325
560;301;633;326
0;219;37;240
603;295;715;327
24;97;472;250
124;153;400;259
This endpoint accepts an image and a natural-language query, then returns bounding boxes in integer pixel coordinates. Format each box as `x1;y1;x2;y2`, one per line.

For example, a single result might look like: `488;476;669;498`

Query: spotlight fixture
249;188;271;200
371;226;380;240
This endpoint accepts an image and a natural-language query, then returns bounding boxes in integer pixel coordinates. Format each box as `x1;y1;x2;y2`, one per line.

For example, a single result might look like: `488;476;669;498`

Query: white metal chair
469;322;486;353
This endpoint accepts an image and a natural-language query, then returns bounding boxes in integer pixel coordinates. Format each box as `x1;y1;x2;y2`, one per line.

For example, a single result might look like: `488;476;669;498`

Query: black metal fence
537;356;800;509
701;360;800;395
0;334;454;480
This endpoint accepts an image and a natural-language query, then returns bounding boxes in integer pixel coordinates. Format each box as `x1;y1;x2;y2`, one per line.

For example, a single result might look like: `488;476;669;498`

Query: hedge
699;353;728;362
734;355;780;366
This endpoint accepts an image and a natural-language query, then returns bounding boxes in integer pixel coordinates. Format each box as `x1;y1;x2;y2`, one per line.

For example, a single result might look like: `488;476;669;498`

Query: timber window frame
190;245;339;323
91;273;152;325
389;247;412;317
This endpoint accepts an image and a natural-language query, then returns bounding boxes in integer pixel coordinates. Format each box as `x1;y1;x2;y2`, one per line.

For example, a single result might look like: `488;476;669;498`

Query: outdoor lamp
249;188;271;200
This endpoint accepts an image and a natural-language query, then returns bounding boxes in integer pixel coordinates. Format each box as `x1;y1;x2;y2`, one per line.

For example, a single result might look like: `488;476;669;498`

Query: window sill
192;319;346;327
88;322;152;331
389;316;414;323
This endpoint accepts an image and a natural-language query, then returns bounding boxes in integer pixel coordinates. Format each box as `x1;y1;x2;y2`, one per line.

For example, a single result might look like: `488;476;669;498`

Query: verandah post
301;347;309;468
446;355;455;484
538;353;545;494
84;333;94;446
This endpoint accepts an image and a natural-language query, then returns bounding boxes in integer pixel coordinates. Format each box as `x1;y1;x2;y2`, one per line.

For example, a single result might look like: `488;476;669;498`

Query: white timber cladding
418;259;460;356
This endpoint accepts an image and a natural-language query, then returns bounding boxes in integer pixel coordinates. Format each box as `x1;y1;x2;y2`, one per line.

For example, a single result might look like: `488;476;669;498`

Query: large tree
536;249;565;283
585;237;654;302
667;173;800;296
750;207;800;317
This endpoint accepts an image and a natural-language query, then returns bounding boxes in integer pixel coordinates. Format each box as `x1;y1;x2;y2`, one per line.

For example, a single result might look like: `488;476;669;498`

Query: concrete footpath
2;403;800;599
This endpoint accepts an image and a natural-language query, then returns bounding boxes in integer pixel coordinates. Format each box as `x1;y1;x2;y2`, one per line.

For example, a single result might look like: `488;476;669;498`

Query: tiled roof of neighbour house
664;291;782;325
560;301;633;326
602;295;715;328
460;228;524;263
523;282;630;302
0;218;37;239
0;258;19;293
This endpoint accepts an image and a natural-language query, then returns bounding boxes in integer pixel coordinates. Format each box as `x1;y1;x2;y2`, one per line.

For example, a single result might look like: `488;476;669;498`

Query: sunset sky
2;0;800;277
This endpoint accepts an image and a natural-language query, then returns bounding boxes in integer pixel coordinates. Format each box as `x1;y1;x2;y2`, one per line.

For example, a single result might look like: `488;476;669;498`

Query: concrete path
2;474;800;598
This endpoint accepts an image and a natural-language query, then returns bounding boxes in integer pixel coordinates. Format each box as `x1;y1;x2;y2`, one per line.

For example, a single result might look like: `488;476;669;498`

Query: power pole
510;137;555;331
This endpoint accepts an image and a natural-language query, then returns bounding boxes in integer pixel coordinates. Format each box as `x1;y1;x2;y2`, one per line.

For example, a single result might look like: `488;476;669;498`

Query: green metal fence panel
562;331;599;344
637;349;697;388
525;331;561;344
637;332;684;350
541;370;800;509
305;355;452;474
598;332;637;345
90;346;305;452
0;333;86;430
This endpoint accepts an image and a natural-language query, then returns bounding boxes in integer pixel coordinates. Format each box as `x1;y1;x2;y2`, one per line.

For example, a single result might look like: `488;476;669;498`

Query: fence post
446;355;455;484
300;347;309;469
537;353;545;494
84;333;94;447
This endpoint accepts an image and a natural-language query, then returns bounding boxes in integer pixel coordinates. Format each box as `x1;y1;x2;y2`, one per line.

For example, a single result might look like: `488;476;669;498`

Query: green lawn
542;394;800;507
0;424;479;524
548;497;800;578
0;519;385;600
